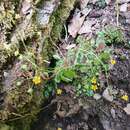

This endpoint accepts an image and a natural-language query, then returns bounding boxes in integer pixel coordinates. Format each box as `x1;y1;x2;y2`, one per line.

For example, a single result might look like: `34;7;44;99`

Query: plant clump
52;36;112;97
96;25;125;46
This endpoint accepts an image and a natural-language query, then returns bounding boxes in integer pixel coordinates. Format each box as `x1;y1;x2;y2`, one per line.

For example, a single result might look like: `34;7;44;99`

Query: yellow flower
57;128;62;130
121;95;129;101
91;77;97;84
56;89;62;95
111;59;116;65
91;85;98;91
32;75;41;85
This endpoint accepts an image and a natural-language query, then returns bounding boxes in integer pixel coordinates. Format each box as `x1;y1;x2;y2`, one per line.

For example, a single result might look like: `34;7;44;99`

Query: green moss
42;0;76;59
0;124;11;130
0;44;16;69
0;86;43;130
50;0;76;42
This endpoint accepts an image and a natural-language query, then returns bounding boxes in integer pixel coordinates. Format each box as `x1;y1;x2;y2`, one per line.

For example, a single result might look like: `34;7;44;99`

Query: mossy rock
0;0;76;130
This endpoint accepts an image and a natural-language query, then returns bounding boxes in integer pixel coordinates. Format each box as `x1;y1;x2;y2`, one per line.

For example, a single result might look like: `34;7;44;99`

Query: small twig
116;0;119;26
64;24;68;42
49;37;65;58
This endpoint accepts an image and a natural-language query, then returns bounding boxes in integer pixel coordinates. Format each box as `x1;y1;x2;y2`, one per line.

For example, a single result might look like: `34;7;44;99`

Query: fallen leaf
96;43;106;53
81;8;92;16
21;0;31;15
68;8;91;38
127;3;130;11
78;20;96;34
68;12;85;38
80;0;89;9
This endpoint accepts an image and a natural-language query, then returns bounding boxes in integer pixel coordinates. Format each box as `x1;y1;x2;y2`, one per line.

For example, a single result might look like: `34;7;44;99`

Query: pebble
93;93;101;100
120;3;128;12
80;0;89;9
103;88;114;102
124;104;130;115
3;72;8;78
126;19;130;24
111;108;116;118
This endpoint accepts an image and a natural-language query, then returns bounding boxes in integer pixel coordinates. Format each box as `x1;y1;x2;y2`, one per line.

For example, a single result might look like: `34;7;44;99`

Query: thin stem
116;0;119;26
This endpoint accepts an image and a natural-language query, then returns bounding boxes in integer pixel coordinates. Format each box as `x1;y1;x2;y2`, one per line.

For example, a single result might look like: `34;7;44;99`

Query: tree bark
0;0;76;130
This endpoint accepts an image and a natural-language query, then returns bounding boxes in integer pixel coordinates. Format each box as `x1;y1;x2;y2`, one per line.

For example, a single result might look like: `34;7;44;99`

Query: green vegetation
96;25;125;46
0;0;127;128
53;36;112;96
0;0;77;129
96;0;106;8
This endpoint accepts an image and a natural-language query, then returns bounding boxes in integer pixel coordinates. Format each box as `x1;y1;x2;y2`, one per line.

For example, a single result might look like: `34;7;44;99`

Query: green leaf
55;71;63;83
99;52;110;62
53;54;61;60
61;69;76;82
86;90;94;96
55;68;76;83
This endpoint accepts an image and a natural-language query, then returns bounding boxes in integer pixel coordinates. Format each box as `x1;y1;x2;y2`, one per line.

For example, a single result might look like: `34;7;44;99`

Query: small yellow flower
32;75;41;85
56;89;62;95
111;59;116;65
57;128;62;130
91;77;97;84
91;85;98;91
121;95;129;101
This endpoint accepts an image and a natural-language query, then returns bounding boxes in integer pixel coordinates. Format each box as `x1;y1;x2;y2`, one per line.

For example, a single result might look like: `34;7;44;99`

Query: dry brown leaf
80;0;89;9
21;0;31;15
127;3;130;11
78;20;96;34
68;8;91;38
96;43;106;53
68;13;85;38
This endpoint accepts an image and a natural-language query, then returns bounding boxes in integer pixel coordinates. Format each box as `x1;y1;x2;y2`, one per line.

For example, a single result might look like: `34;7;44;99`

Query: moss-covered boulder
0;0;76;130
